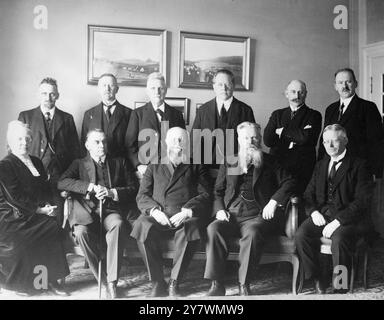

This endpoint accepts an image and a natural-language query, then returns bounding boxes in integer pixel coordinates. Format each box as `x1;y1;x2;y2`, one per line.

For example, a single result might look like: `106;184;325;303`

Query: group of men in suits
16;66;383;298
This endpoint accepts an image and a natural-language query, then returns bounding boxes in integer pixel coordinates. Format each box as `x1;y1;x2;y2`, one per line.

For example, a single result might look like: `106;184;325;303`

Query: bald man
264;80;322;195
131;127;210;297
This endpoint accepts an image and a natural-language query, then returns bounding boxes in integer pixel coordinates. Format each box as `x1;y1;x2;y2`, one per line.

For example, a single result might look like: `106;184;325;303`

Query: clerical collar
216;96;233;113
330;149;346;163
289;103;304;112
91;155;106;165
340;94;355;109
40;106;56;118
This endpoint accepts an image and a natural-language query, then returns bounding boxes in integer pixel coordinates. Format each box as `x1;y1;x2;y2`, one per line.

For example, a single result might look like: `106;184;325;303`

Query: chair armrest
284;196;299;239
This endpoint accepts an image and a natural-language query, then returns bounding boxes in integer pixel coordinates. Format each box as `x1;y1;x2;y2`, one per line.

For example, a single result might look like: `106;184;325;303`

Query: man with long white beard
204;121;296;296
131;127;210;297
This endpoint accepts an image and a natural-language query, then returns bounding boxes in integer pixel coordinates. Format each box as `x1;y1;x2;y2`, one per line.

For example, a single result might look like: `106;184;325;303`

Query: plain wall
366;0;384;44
0;0;350;158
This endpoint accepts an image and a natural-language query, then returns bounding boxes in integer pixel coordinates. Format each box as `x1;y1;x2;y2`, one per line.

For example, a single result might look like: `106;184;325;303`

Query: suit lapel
340;95;359;125
32;107;47;139
252;165;262;189
108;102;123;133
146;103;161;132
227;98;239;128
288;105;308;128
318;157;330;196
84;155;96;184
164;163;189;194
331;154;351;190
92;103;104;129
207;100;217;130
51;108;64;142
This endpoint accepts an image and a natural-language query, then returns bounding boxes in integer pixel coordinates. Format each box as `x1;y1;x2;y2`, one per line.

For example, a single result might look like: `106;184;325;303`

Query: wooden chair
319;236;369;293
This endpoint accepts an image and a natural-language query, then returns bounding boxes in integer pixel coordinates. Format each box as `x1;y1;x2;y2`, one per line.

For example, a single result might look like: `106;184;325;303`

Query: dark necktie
98;159;104;167
156;108;165;122
45;111;51;127
220;104;227;125
105;105;112;121
328;159;343;181
337;103;345;122
291;110;297;120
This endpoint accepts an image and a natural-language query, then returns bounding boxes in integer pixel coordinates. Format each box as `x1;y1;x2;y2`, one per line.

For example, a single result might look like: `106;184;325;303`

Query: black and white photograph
1;0;384;307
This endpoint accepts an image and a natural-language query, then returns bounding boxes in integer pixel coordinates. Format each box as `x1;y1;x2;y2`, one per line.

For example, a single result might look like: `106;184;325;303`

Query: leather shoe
314;279;326;294
107;281;117;299
332;288;349;294
238;283;251;296
207;280;225;296
168;279;181;297
48;281;70;296
148;280;168;297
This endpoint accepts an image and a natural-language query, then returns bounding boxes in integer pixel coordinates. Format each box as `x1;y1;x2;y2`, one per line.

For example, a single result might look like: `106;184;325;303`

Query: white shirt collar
289;103;304;112
340;94;355;111
153;103;165;112
40;106;56;118
216;96;233;113
330;149;347;163
103;100;117;115
91;154;106;164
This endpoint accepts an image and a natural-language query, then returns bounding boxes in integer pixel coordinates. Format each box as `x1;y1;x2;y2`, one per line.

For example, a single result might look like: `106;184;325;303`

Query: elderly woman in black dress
0;120;69;296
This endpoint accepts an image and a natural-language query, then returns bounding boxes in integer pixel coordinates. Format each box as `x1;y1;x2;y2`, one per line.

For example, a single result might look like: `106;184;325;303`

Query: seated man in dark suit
204;121;296;296
295;124;373;294
58;129;139;299
131;127;210;297
125;72;186;178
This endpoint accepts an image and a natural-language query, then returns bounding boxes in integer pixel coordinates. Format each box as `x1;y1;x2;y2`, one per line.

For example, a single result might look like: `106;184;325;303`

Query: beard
238;145;263;172
168;147;186;166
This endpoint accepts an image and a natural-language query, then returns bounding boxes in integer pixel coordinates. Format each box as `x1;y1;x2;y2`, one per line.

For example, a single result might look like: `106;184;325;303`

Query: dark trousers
73;213;129;283
136;216;199;282
295;217;367;285
204;214;282;285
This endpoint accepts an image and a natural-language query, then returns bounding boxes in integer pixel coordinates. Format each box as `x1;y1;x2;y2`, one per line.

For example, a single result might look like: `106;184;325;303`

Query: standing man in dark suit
191;69;255;187
81;73;132;158
264;80;322;195
58;129;139;299
204;122;296;296
318;68;384;178
295;124;373;294
125;72;185;178
131;127;210;297
18;77;80;226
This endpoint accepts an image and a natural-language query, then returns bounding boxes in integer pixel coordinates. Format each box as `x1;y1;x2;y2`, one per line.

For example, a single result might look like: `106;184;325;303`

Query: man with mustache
204;122;296;296
131;127;210;297
264;80;322;195
318;68;384;178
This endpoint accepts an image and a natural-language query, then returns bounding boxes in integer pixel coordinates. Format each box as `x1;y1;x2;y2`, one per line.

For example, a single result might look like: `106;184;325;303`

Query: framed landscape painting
178;31;250;90
88;25;167;86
